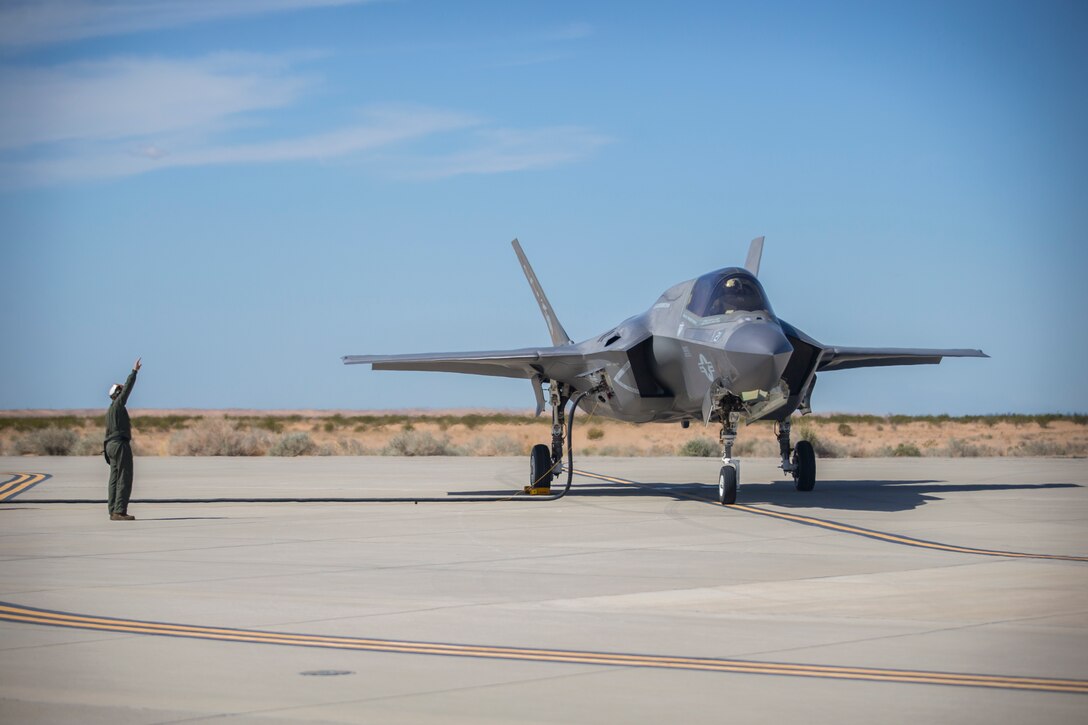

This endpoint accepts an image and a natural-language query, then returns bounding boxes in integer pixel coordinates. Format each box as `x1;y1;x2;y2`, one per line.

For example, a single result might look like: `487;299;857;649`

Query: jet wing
343;347;589;380
817;347;988;372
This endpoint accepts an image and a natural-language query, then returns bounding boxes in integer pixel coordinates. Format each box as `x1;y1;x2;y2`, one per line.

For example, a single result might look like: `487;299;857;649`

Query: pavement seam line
572;470;1088;562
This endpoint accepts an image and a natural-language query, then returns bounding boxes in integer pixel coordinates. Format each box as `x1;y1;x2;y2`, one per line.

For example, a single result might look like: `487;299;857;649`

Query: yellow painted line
0;473;47;502
1;602;1085;694
573;470;1088;563
0;474;30;497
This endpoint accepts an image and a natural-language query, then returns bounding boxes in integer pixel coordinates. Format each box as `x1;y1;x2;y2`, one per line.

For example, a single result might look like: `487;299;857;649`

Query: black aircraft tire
718;466;738;505
530;444;553;488
794;440;816;492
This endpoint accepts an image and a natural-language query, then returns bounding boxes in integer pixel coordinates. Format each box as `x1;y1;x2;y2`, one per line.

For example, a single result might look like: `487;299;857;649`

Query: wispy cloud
0;54;312;150
401;127;612;180
489;21;594;68
544;22;594;42
0;0;373;50
0;51;609;188
0;104;481;187
1;113;610;188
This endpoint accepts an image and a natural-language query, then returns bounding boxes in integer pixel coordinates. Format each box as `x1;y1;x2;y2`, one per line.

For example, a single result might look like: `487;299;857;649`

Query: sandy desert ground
1;409;1085;458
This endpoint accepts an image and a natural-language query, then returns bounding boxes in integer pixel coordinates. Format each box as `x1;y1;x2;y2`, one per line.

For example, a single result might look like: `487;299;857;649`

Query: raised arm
119;357;141;405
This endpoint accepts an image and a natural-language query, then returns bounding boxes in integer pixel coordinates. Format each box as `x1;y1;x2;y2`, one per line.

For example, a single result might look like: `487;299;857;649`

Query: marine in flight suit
105;357;141;521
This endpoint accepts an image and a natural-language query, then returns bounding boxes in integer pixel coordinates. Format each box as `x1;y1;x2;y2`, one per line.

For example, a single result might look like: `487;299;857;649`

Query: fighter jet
344;238;986;504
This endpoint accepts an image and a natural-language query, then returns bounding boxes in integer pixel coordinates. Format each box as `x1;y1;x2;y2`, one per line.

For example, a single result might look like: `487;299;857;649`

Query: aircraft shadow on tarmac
730;480;1082;512
453;480;1081;513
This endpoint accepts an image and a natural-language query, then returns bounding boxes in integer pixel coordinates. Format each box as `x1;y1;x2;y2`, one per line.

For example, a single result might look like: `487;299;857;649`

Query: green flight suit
105;367;138;515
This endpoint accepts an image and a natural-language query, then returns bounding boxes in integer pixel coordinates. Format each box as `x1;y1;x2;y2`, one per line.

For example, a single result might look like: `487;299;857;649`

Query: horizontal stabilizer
818;347;988;372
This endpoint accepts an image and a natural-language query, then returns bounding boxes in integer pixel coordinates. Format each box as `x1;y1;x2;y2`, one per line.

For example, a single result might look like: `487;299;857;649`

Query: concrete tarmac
1;455;1086;723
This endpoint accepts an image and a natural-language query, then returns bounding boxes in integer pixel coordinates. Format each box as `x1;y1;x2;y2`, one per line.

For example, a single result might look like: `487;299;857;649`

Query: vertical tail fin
511;239;573;346
744;236;765;277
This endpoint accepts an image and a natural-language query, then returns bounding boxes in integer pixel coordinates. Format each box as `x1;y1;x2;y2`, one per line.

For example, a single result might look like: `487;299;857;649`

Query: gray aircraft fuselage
528;266;806;426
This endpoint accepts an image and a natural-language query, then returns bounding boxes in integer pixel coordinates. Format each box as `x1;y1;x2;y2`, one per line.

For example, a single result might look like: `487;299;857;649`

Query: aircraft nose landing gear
718;411;741;505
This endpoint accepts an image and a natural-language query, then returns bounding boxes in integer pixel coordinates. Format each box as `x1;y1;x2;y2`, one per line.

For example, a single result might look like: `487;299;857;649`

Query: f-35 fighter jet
344;238;986;504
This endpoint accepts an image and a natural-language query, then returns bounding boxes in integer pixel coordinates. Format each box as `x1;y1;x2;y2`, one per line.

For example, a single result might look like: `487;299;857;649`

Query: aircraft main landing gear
529;444;552;493
525;384;587;499
718;465;737;505
776;419;816;491
793;440;816;491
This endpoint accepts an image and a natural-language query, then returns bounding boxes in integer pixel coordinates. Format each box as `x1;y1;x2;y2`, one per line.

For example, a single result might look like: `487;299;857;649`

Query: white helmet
108;383;122;398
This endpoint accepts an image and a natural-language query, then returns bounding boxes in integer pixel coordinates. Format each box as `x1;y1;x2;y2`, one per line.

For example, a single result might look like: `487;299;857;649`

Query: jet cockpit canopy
686;269;773;318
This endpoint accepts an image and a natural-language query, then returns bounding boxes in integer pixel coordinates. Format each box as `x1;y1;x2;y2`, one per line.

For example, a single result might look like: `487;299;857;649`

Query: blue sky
1;0;1085;414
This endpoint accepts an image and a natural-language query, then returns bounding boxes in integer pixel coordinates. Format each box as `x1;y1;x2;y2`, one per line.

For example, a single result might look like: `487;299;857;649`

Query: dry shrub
678;438;718;457
1009;439;1072;456
811;437;843;458
794;421;843;458
467;435;525;456
168;419;269;456
14;427;78;455
269;432;316;457
73;436;104;456
586;427;604;440
337;438;369;455
837;443;874;458
383;430;460;456
891;442;922;457
734;438;778;457
595;444;641;456
945;438;995;458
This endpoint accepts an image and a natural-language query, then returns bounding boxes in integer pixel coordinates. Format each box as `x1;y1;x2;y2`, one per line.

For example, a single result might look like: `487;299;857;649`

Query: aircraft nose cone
723;323;793;392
